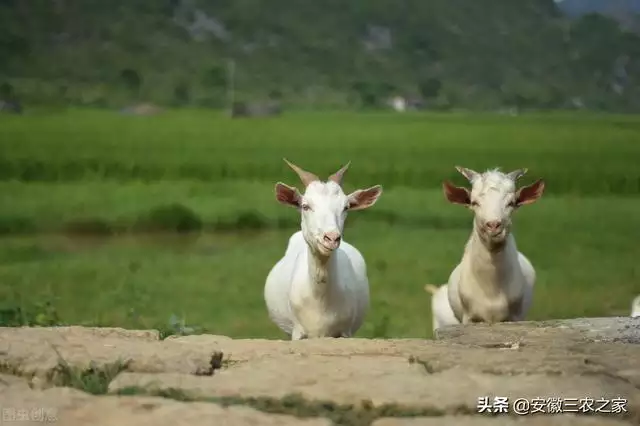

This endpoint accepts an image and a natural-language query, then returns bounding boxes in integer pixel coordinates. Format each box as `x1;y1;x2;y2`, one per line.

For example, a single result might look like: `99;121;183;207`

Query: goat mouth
484;228;507;241
318;242;338;253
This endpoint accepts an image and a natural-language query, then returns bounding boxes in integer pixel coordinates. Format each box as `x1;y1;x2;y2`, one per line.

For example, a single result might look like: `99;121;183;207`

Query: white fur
425;284;459;333
264;164;382;340
632;295;640;318
431;167;543;331
446;232;536;325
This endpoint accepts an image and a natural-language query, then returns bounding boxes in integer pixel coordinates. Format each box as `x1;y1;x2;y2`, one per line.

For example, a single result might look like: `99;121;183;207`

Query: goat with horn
264;158;383;339
426;166;545;333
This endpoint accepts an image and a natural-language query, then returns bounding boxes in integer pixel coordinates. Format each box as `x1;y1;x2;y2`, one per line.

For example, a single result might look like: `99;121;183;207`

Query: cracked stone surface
371;417;632;425
1;380;330;426
435;317;640;345
1;317;639;425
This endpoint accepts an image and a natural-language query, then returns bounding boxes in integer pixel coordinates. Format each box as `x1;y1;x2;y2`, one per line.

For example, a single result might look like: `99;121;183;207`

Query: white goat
632;295;640;318
428;166;545;331
264;159;383;340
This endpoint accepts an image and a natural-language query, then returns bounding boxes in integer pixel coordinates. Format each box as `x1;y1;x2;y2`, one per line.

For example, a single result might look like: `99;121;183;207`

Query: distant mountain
1;0;639;111
556;0;640;31
557;0;640;16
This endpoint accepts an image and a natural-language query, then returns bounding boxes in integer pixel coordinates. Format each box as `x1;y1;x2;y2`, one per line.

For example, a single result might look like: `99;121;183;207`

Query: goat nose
323;231;341;244
485;220;502;231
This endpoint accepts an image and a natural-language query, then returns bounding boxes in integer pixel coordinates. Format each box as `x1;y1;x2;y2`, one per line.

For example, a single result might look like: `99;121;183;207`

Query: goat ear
275;183;301;208
443;181;470;206
347;185;383;211
516;179;545;206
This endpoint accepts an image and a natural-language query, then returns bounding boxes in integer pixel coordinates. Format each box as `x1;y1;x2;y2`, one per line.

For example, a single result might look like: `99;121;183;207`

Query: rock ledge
1;317;638;425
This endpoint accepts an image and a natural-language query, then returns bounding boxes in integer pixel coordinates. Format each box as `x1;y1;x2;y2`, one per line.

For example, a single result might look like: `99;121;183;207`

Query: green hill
1;0;640;111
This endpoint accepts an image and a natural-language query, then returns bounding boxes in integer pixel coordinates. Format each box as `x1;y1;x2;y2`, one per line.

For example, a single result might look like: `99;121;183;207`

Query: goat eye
343;205;349;212
470;201;479;207
507;201;516;208
301;204;311;211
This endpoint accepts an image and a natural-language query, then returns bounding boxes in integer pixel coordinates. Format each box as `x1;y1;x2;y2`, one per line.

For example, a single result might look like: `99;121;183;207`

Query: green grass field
0;109;639;338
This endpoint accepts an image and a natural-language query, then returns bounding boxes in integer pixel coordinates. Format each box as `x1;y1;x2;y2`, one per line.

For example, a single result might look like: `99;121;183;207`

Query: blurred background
0;0;639;338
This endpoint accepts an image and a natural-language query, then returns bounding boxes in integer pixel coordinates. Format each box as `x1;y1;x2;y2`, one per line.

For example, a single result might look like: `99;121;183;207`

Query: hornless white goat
632;295;640;318
264;159;383;340
427;166;545;331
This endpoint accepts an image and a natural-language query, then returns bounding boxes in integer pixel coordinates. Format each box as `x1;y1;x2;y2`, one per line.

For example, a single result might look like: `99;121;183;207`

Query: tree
419;78;442;99
119;68;142;98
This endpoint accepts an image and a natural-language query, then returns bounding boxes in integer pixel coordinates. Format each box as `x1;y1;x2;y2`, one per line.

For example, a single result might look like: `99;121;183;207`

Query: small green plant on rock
157;313;203;339
0;300;61;327
49;356;130;395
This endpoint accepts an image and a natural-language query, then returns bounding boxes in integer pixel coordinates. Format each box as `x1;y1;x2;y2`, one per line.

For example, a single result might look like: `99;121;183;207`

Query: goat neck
305;243;339;300
465;223;519;295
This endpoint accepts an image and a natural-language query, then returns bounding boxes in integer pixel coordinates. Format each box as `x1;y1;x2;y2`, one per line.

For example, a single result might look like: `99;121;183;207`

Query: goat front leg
291;325;307;341
462;312;485;325
508;298;527;322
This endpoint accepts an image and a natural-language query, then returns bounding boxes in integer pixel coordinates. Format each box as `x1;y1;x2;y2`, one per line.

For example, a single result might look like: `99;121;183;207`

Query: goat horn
455;166;480;183
328;161;351;186
507;168;528;181
283;158;319;187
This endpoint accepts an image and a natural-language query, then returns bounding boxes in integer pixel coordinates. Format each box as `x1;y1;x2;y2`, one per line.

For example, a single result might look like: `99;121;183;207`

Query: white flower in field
168;313;194;335
168;313;180;327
